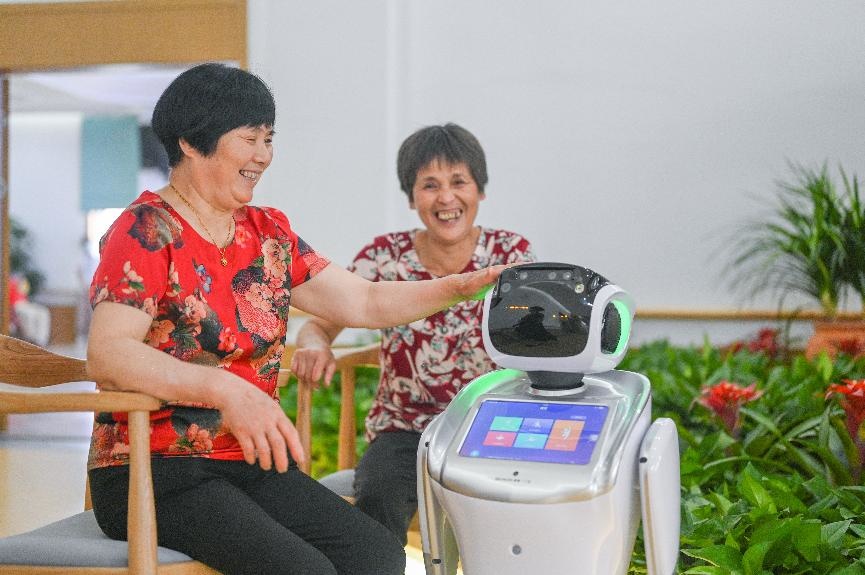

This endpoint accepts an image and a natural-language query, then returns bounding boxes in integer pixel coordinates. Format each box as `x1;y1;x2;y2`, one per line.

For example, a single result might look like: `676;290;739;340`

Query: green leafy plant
726;163;862;318
840;170;865;312
9;216;45;296
620;341;865;573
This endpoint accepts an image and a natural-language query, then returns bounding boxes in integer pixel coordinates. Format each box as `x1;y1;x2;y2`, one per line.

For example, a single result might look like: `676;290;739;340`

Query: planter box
805;319;865;359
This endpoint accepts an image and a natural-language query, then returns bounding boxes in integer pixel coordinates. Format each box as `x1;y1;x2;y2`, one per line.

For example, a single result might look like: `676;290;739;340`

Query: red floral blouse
349;228;535;441
87;191;328;469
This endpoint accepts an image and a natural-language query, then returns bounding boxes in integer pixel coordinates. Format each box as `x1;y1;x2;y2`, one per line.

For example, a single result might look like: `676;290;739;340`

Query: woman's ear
178;138;198;159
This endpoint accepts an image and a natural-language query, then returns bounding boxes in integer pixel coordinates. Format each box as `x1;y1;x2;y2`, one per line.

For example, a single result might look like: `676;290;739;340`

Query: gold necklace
170;183;234;266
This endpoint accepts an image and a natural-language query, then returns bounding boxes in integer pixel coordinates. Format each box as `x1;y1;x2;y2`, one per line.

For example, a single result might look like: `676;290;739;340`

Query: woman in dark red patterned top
293;123;535;545
86;66;506;575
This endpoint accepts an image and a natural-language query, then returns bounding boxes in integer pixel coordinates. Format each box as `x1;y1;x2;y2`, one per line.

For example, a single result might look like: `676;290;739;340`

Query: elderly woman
86;65;504;575
292;123;535;545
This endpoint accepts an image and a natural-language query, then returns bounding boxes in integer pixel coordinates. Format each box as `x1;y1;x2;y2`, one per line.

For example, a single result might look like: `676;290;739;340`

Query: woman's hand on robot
452;263;514;302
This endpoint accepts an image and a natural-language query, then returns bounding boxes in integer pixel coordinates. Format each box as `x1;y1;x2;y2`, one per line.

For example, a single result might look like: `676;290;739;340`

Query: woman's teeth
240;170;259;181
437;209;462;221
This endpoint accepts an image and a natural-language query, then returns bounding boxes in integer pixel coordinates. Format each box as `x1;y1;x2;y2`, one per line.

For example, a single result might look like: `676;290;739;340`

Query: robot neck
527;371;585;394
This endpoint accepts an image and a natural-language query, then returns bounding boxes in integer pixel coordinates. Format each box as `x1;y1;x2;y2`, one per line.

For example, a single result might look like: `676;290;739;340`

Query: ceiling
9;64;190;123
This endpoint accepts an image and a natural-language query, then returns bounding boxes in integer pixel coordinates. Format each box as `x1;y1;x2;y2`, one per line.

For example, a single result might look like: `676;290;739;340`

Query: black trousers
353;431;422;546
89;457;405;575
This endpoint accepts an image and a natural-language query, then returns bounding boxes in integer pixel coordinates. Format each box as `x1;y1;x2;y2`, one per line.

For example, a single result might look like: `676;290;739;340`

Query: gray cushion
319;469;356;498
0;510;196;567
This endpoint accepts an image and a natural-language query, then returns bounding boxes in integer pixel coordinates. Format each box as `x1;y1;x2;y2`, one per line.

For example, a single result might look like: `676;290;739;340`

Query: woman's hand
290;347;337;389
211;372;305;473
449;264;510;303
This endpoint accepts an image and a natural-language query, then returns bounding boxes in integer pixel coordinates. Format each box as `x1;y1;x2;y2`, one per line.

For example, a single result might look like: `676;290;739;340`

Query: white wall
248;0;393;267
7;1;863;347
9;112;85;299
248;0;865;322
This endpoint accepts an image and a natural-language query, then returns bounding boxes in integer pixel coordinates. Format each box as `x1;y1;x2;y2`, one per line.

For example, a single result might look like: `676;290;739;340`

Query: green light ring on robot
612;299;632;356
453;368;525;410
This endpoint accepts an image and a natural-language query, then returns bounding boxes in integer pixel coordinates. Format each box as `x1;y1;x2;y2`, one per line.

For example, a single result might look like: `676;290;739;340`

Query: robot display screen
458;399;608;465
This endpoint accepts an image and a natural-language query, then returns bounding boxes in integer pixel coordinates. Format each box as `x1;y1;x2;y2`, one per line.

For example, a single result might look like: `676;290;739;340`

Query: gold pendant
220;257;228;267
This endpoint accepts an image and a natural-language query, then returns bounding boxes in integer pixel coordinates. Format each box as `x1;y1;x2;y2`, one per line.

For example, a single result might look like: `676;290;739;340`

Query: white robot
417;263;680;575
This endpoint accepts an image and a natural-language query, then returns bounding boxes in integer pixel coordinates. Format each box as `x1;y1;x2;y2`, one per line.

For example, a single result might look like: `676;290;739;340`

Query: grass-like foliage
726;163;864;316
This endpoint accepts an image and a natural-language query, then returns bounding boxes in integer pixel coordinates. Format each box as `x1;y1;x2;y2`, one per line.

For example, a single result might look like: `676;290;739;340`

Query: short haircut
152;63;276;167
396;123;488;201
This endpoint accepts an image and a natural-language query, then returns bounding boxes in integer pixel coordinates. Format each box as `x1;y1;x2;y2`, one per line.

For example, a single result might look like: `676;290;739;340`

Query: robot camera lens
574;283;585;293
518;271;529;280
501;282;512;293
562;272;572;280
547;271;557;280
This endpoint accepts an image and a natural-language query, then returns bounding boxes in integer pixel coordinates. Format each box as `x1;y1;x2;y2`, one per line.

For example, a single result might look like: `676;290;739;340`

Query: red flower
699;380;763;436
826;379;865;446
724;328;781;358
747;328;779;356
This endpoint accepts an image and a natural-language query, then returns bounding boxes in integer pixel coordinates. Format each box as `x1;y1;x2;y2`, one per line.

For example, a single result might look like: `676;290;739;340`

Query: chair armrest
0;385;162;413
280;342;379;474
0;379;162;573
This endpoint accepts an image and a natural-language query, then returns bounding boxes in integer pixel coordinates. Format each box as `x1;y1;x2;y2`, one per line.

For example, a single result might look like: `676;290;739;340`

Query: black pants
89;457;405;575
353;431;422;546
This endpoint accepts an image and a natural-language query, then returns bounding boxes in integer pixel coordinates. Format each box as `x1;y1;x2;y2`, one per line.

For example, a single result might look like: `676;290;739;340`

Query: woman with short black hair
86;64;505;575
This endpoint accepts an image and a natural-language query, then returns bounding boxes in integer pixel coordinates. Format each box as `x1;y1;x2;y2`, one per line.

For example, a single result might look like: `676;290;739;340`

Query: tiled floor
0;338;435;573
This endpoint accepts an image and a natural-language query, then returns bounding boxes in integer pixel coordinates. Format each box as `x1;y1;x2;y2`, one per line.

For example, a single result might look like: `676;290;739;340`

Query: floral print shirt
87;191;329;469
350;228;535;440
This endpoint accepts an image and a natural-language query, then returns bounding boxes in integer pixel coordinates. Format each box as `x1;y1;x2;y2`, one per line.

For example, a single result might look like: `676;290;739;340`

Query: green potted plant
727;163;864;357
9;216;45;297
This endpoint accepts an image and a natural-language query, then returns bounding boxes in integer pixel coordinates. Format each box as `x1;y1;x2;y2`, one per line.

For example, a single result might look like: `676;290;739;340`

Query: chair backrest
280;340;424;547
280;342;380;474
0;335;88;388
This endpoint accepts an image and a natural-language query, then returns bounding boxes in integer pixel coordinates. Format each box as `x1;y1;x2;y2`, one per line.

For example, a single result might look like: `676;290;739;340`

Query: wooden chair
281;342;423;546
0;334;219;575
278;342;380;478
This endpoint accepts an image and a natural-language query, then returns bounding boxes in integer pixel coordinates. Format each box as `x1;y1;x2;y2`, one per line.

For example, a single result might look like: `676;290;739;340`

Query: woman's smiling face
194;124;274;209
410;159;485;246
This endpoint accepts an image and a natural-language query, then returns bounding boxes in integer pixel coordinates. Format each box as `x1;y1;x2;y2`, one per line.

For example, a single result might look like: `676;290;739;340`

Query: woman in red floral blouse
293;123;535;545
86;66;505;575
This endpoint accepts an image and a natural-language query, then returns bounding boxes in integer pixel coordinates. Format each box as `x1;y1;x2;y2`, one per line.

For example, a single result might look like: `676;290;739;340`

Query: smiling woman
292;123;537;548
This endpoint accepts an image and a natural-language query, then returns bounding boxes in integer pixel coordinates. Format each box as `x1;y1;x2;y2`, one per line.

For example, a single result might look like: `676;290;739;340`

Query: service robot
417;262;680;575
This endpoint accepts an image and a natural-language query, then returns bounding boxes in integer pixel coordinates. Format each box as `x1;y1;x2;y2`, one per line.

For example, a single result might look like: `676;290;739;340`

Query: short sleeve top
349;228;535;440
87;191;329;469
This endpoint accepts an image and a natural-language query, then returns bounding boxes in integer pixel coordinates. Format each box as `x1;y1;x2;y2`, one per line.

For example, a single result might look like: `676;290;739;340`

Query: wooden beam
635;309;863;322
0;0;247;71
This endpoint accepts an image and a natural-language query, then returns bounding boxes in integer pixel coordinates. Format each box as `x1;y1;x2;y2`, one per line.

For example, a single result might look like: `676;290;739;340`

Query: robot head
481;263;635;384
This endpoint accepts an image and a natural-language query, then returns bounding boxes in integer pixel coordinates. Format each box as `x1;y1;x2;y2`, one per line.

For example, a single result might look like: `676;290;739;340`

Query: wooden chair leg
338;367;356;471
127;409;158;574
296;382;313;474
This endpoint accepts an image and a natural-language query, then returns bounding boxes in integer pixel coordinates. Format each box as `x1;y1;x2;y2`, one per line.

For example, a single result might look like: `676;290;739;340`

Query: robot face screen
458;399;608;465
486;265;608;358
